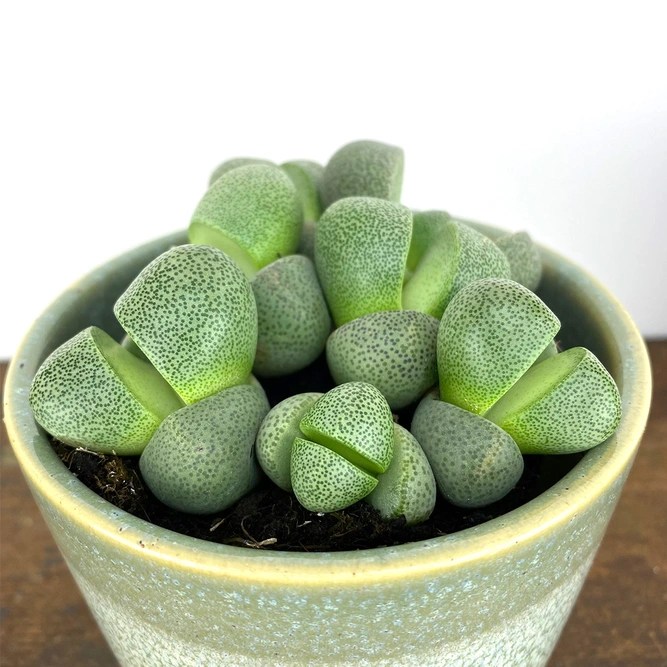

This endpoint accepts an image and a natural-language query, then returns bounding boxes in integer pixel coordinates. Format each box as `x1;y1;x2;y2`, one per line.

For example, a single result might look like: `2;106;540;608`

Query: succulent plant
366;424;437;524
315;197;413;327
256;392;323;491
209;157;275;187
140;383;269;514
114;244;257;405
251;255;332;377
29;327;184;454
494;231;542;291
28;137;626;538
281;160;324;222
485;347;622;454
403;214;511;318
438;278;561;414
189;164;302;277
291;382;394;512
320;139;404;209
326;310;439;409
411;390;524;507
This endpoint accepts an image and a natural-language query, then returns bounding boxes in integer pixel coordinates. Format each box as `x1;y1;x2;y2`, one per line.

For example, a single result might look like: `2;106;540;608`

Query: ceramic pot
4;225;651;666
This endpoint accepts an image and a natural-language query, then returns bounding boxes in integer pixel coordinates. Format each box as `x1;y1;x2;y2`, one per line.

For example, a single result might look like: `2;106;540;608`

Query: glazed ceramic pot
4;225;651;667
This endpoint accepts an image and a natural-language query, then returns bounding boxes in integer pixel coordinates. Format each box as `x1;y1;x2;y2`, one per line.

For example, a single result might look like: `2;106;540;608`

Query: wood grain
1;343;665;666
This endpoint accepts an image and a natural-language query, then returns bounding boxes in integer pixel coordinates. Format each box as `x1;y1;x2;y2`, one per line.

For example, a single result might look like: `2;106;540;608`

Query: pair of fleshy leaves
29;244;259;454
410;278;621;509
256;383;436;525
195;139;404;281
314;199;536;328
437;278;622;455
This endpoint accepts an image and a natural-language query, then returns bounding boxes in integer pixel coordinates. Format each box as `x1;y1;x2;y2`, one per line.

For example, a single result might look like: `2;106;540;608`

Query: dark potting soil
50;352;584;552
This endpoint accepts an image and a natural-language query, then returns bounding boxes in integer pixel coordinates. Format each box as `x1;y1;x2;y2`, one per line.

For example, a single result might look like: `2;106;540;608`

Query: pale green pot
4;224;652;666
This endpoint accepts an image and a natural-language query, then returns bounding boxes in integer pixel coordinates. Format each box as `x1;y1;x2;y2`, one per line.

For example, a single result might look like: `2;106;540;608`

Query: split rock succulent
291;382;394;512
190;164;302;277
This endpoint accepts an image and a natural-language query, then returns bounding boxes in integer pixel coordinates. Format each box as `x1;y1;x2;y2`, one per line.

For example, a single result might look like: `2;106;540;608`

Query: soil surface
51;353;583;552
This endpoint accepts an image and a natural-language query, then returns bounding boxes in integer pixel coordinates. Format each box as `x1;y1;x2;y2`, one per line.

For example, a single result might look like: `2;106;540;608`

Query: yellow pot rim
4;225;652;588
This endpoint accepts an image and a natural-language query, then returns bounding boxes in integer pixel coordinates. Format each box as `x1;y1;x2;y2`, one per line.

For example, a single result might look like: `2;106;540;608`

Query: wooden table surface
1;343;666;666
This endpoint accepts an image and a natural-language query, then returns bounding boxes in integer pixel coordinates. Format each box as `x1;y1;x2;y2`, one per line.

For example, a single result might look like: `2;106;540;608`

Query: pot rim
4;224;652;587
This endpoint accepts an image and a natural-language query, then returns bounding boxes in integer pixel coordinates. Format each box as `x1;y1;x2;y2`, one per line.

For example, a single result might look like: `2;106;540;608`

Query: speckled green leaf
120;333;148;362
251;255;332;378
403;217;510;318
29;327;184;455
438;278;561;414
300;382;394;475
190;164;302;277
139;383;269;514
297;220;317;261
411;391;524;508
326;310;438;410
114;244;257;405
485;347;622;454
256;392;323;491
291;438;378;513
209;157;275;187
315;197;412;327
281;160;324;222
366;424;436;525
495;231;542;291
320;140;404;209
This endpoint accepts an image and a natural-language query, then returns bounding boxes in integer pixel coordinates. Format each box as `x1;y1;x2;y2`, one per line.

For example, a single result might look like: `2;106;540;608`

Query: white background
1;1;666;359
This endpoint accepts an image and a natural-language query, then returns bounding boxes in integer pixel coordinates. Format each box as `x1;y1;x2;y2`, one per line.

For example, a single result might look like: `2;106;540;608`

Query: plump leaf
485;347;622;454
291;438;378;513
411;391;524;508
300;382;394;475
114;244;257;404
209;157;274;187
140;384;269;514
256;392;323;491
403;216;510;318
281;160;324;222
366;424;436;525
315;197;412;327
438;278;560;414
251;255;331;377
29;327;183;454
495;231;542;291
326;310;438;410
190;164;302;276
320;139;404;209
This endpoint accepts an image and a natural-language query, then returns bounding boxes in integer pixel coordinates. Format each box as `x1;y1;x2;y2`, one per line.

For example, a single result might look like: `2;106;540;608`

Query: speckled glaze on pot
4;226;651;666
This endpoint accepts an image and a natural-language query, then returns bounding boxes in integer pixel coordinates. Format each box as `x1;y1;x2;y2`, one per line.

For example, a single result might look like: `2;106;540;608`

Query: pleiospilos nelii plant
189;163;302;277
28;138;622;540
